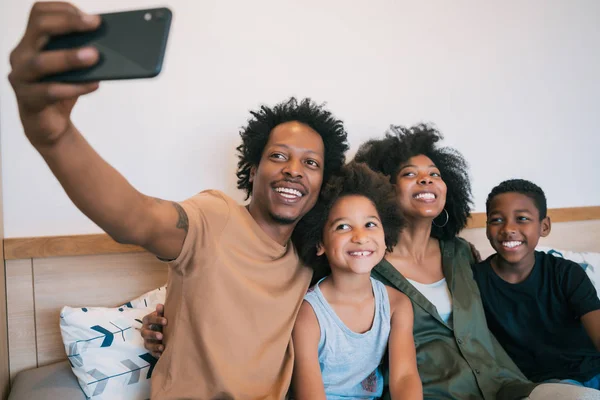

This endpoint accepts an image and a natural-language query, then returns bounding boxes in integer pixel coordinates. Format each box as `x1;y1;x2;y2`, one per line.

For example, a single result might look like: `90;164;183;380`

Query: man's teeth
275;187;303;198
414;193;435;200
349;251;372;257
502;241;523;248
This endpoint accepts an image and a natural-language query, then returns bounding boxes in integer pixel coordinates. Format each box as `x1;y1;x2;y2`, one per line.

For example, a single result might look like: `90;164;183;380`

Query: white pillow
121;285;167;309
60;286;167;399
536;246;600;299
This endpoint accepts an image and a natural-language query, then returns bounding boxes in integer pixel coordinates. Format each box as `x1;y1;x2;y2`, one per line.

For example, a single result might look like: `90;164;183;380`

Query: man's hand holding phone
8;2;102;148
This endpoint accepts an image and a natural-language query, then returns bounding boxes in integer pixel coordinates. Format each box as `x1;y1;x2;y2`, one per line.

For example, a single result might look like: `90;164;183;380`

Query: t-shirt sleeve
168;190;230;275
562;260;600;318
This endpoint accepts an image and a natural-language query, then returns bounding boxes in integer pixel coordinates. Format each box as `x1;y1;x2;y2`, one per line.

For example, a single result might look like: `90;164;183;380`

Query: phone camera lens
155;10;165;20
144;12;152;21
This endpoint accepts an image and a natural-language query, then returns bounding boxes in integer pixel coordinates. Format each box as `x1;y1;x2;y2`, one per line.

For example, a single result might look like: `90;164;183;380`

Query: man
7;3;349;399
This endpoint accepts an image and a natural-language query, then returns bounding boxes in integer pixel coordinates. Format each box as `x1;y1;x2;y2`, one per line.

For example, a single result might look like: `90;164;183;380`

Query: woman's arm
291;301;326;400
387;288;423;400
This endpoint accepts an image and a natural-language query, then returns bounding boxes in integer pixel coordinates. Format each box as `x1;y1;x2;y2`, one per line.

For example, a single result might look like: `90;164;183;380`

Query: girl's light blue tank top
303;277;391;400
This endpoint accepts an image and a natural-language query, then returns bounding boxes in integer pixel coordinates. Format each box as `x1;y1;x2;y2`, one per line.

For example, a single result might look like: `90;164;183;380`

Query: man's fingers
141;327;163;341
13;81;98;111
30;1;82;16
142;311;158;325
14;47;99;82
23;5;101;50
145;314;167;328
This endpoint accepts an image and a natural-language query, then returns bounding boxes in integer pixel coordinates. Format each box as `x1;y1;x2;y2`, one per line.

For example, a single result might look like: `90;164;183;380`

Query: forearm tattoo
171;202;189;233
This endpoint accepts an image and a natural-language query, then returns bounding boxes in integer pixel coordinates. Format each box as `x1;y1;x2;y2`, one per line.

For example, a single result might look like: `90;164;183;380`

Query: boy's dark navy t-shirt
471;251;600;383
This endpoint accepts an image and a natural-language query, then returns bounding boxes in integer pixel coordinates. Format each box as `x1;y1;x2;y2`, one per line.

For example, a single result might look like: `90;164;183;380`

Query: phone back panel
43;8;172;82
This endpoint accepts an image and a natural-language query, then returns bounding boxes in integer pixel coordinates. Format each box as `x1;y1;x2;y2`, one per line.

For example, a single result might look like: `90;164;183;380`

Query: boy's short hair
292;162;404;280
485;179;547;219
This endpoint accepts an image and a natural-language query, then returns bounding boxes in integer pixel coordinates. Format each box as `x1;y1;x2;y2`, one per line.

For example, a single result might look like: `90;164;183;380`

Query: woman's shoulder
442;236;477;262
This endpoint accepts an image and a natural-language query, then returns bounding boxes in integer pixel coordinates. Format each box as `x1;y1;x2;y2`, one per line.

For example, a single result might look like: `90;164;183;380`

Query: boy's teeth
414;193;435;200
502;241;523;248
274;187;302;197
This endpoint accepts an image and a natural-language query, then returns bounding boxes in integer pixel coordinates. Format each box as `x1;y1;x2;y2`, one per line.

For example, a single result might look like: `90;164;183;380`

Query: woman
353;125;531;399
142;125;596;399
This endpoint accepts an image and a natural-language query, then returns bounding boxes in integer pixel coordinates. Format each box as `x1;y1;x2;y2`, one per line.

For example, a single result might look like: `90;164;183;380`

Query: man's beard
269;211;298;226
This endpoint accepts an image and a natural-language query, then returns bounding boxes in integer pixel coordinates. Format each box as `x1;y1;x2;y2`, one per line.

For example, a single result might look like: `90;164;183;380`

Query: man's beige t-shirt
151;190;312;400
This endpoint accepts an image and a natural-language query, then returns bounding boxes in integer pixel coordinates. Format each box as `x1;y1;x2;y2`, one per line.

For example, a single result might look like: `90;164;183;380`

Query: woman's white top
407;277;453;326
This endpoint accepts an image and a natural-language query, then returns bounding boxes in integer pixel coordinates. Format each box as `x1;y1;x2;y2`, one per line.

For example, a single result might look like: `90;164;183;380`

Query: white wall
1;0;599;238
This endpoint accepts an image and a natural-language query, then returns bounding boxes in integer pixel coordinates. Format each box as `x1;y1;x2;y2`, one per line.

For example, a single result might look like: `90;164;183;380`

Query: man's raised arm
8;2;186;259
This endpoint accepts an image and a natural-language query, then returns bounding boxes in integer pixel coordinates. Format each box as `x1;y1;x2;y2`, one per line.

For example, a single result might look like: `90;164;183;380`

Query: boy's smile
486;192;551;272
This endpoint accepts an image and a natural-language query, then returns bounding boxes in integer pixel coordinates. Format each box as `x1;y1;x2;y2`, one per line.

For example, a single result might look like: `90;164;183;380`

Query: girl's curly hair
353;124;472;239
293;162;404;280
236;97;349;200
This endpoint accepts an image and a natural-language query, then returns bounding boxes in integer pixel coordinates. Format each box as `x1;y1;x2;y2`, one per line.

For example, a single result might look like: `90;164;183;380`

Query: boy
472;179;600;390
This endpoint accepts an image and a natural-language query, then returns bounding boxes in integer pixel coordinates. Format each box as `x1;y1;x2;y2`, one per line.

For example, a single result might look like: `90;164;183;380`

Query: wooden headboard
2;206;599;384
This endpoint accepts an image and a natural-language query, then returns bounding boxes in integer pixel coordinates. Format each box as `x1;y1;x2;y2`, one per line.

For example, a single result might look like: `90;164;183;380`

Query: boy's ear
316;243;325;256
540;216;551;237
249;166;256;183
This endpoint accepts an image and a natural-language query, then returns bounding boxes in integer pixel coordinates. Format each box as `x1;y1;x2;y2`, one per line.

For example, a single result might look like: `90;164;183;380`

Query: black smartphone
42;7;172;82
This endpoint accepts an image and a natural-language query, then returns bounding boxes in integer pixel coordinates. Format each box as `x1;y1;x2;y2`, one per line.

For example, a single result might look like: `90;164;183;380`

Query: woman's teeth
414;192;435;200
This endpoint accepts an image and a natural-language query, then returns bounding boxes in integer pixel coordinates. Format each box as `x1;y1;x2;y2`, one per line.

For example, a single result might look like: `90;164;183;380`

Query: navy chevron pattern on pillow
60;285;166;399
61;306;157;399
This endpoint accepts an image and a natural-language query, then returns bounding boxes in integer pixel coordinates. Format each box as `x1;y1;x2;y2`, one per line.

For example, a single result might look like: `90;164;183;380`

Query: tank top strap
371;277;391;327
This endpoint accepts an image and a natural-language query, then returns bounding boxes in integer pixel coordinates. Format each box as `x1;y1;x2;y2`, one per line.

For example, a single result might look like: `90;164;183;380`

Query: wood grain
466;206;600;229
33;252;167;367
460;219;600;260
0;235;8;399
5;260;37;382
3;206;599;260
0;152;8;400
3;233;144;260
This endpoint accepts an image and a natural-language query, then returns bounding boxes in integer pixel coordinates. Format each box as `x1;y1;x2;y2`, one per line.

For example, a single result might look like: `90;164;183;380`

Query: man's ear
249;166;256;183
540;216;551;238
316;243;325;256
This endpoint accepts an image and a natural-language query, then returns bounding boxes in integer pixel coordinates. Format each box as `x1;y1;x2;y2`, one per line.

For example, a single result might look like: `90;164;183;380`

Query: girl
291;162;422;400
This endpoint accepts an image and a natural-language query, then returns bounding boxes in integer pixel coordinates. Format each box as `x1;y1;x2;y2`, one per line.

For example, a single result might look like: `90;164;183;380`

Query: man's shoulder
185;189;234;203
182;189;239;213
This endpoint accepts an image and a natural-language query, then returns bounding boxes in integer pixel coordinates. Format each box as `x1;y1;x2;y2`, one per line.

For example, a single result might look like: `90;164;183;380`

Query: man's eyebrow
268;143;323;157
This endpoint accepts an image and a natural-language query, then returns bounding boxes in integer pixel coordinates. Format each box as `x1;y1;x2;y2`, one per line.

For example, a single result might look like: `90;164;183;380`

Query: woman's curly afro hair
293;162;404;280
236;97;349;200
353;124;472;240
